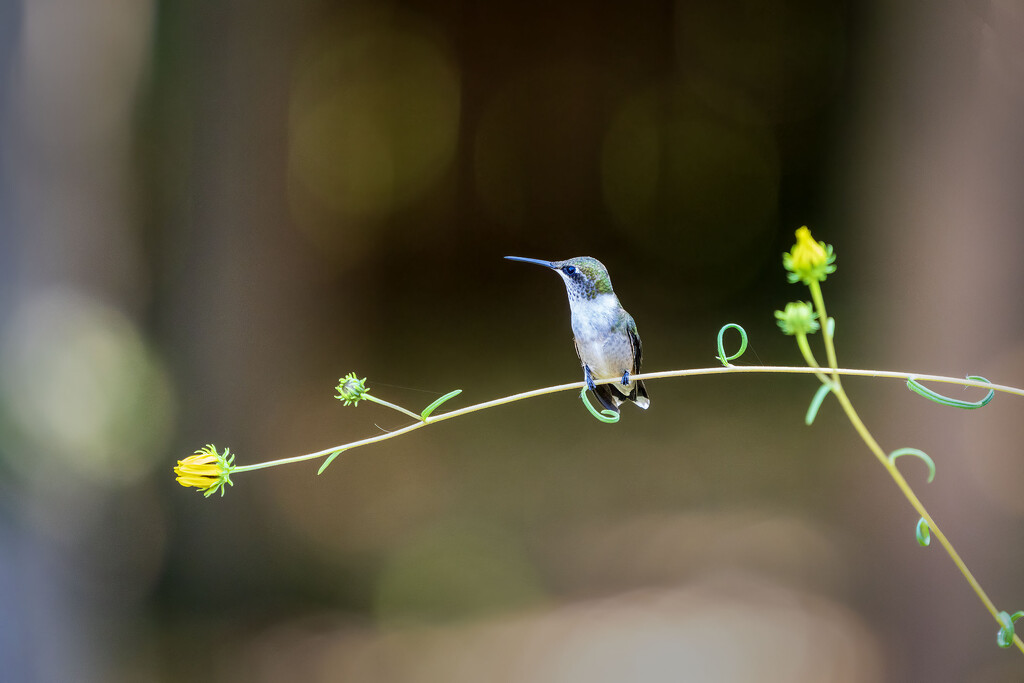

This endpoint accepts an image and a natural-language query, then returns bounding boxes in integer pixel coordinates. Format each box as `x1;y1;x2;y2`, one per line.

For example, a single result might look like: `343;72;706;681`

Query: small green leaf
906;376;994;409
916;517;931;547
716;324;748;366
889;448;936;484
805;381;833;425
580;388;619;423
421;389;463;420
318;449;346;475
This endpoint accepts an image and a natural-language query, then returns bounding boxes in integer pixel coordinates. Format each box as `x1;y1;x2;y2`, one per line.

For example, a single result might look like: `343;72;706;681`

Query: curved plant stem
232;368;1021;465
829;384;1024;652
227;362;1024;652
804;280;1024;654
363;394;422;421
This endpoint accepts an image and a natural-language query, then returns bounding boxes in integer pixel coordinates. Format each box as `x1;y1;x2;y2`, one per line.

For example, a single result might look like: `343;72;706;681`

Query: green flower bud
775;301;820;336
336;373;369;405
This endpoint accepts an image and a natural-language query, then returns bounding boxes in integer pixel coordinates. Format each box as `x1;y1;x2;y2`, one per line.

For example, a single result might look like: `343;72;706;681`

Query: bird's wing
627;315;643;374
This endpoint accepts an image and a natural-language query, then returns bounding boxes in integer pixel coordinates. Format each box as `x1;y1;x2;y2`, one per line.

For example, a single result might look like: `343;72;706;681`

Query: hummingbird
504;256;649;414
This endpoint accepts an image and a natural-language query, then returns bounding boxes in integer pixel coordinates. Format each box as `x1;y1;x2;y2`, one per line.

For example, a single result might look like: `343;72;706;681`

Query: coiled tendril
888;447;936;484
907;376;994;409
916;517;931;547
580;387;620;423
997;610;1024;648
716;324;748;366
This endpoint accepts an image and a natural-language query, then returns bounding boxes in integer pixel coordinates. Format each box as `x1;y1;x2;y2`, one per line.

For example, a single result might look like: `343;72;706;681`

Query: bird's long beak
504;256;556;268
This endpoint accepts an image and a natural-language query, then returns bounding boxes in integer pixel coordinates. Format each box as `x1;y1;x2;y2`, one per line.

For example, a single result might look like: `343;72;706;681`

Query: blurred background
0;0;1022;681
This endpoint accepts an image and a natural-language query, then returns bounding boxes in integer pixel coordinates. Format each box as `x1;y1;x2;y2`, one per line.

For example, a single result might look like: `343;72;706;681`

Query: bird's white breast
569;294;631;380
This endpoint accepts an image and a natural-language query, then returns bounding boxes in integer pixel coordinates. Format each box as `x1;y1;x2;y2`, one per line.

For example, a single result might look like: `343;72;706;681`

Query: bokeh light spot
288;12;460;238
0;289;174;485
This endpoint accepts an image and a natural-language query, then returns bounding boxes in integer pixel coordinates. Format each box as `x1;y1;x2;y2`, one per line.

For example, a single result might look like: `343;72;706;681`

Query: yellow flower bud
174;445;234;497
783;226;836;284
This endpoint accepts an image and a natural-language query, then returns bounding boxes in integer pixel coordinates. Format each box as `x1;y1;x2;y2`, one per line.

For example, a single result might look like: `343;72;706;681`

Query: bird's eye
563;265;577;275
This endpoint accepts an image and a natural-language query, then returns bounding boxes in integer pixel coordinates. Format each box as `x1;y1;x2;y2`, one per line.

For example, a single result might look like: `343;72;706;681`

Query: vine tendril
580;387;620;423
907;375;994;409
888;447;936;483
997;610;1024;648
716;324;748;366
916;517;931;547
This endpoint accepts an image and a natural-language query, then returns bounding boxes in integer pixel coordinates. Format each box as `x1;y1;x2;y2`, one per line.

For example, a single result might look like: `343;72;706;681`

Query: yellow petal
180;452;218;466
176;474;216;489
177;463;219;476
